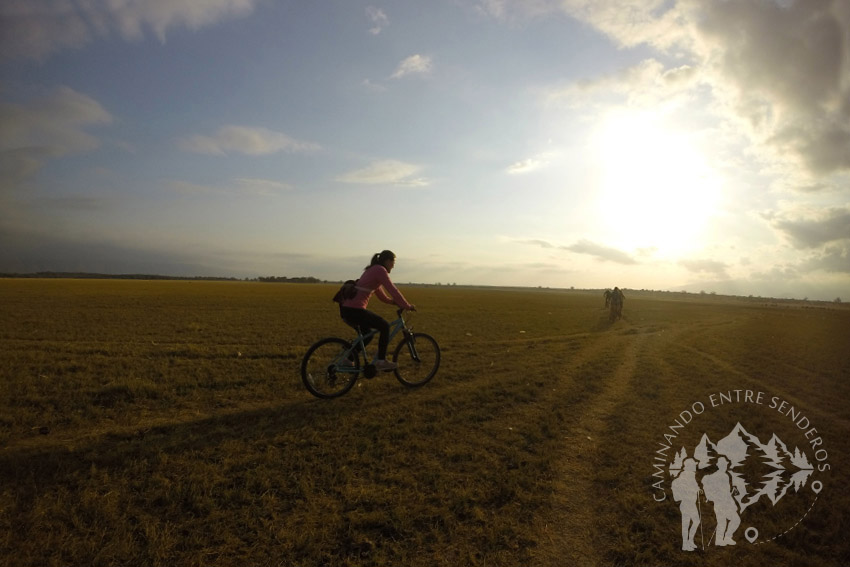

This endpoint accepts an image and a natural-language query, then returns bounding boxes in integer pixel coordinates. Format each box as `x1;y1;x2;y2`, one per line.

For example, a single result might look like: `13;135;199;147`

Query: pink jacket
341;264;413;311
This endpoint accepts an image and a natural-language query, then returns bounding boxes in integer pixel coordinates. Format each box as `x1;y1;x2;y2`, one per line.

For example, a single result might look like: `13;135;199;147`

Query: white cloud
337;160;428;186
391;54;433;79
0;86;112;154
360;78;388;93
506;152;553;174
559;0;691;50
802;244;850;274
0;86;112;192
178;126;320;156
678;258;730;278
166;180;222;196
0;0;260;61
475;0;508;20
233;178;293;196
553;0;850;178
166;177;292;197
564;239;638;264
515;237;638;264
366;6;389;35
547;58;701;112
515;238;556;249
506;158;542;174
769;207;850;249
474;0;560;22
693;0;850;176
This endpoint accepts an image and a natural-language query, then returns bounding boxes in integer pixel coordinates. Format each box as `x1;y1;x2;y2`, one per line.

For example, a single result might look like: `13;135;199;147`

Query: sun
592;110;722;255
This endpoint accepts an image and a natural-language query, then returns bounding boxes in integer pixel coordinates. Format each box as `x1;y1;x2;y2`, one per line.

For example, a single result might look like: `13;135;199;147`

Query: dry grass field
1;279;848;567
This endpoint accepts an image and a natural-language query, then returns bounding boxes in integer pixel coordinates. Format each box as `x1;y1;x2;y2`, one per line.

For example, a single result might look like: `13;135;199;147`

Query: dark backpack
332;280;358;303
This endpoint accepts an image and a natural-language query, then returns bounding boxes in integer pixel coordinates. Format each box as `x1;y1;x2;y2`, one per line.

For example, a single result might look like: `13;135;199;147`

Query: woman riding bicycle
339;250;416;371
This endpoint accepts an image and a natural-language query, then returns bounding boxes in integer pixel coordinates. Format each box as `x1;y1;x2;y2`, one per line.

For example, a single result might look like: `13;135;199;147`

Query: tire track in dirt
531;327;650;567
677;343;850;431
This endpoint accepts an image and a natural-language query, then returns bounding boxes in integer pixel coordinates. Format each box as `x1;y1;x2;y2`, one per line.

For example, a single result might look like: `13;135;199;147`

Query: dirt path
530;326;648;566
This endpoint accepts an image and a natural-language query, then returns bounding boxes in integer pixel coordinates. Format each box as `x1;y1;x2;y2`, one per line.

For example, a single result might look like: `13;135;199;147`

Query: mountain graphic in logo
669;422;813;512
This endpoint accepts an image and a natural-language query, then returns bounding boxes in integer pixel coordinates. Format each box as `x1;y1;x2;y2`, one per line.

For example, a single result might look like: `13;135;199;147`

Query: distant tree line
0;272;334;283
0;272;239;281
255;276;324;284
0;272;335;284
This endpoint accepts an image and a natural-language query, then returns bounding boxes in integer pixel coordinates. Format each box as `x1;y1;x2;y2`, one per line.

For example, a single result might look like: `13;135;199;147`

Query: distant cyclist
610;286;625;320
339;250;416;371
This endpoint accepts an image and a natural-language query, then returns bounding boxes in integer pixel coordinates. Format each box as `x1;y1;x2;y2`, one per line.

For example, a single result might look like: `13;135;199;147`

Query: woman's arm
376;269;413;310
374;286;395;305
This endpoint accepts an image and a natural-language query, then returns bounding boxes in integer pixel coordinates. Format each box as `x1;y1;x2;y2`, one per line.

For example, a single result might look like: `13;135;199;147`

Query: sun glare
592;111;722;255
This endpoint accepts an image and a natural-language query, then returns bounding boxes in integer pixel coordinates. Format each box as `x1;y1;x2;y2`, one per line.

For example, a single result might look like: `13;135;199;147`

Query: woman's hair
366;250;395;270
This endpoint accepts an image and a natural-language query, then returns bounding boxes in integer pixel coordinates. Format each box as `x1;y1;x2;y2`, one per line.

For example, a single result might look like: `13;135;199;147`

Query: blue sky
1;0;848;300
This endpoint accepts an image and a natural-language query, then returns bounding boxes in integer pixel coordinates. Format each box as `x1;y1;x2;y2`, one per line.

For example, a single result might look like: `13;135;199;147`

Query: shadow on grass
0;390;385;492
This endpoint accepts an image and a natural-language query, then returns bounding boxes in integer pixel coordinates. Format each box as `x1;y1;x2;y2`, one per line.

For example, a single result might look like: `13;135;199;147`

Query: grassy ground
1;280;848;566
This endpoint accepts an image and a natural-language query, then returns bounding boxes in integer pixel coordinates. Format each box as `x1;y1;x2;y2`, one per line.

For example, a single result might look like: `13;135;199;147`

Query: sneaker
337;357;354;368
374;359;397;371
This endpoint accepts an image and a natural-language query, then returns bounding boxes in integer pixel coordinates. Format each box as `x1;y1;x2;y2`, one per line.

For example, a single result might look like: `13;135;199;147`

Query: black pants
339;307;390;359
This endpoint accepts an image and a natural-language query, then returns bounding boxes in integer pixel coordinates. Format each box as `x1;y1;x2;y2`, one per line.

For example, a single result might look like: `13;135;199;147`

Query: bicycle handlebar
396;306;416;317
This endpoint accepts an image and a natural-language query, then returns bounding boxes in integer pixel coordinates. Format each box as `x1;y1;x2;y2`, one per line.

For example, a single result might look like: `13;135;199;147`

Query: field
1;279;848;567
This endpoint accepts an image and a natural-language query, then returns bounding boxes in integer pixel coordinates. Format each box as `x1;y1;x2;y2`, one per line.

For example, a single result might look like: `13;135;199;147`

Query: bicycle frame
301;307;439;398
334;310;417;373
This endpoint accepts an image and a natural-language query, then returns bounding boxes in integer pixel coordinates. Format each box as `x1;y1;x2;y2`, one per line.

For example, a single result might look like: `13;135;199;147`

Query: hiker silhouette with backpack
702;456;741;546
671;458;701;551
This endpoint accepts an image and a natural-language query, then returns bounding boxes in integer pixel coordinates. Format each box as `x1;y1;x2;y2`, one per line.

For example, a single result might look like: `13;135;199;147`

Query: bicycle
609;298;623;322
300;309;440;399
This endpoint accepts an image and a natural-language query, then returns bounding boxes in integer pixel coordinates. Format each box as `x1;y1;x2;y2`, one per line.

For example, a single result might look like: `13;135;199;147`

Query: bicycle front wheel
301;338;360;398
392;332;440;387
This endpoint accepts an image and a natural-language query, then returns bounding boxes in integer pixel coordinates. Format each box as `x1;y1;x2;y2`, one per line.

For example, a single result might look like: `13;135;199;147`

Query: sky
1;0;848;300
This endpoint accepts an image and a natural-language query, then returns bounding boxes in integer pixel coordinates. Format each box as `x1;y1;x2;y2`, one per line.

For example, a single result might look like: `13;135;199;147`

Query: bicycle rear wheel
392;332;440;387
301;338;360;398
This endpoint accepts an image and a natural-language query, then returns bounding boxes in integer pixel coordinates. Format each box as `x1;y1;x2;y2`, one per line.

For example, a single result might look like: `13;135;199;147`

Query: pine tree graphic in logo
668;422;816;551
